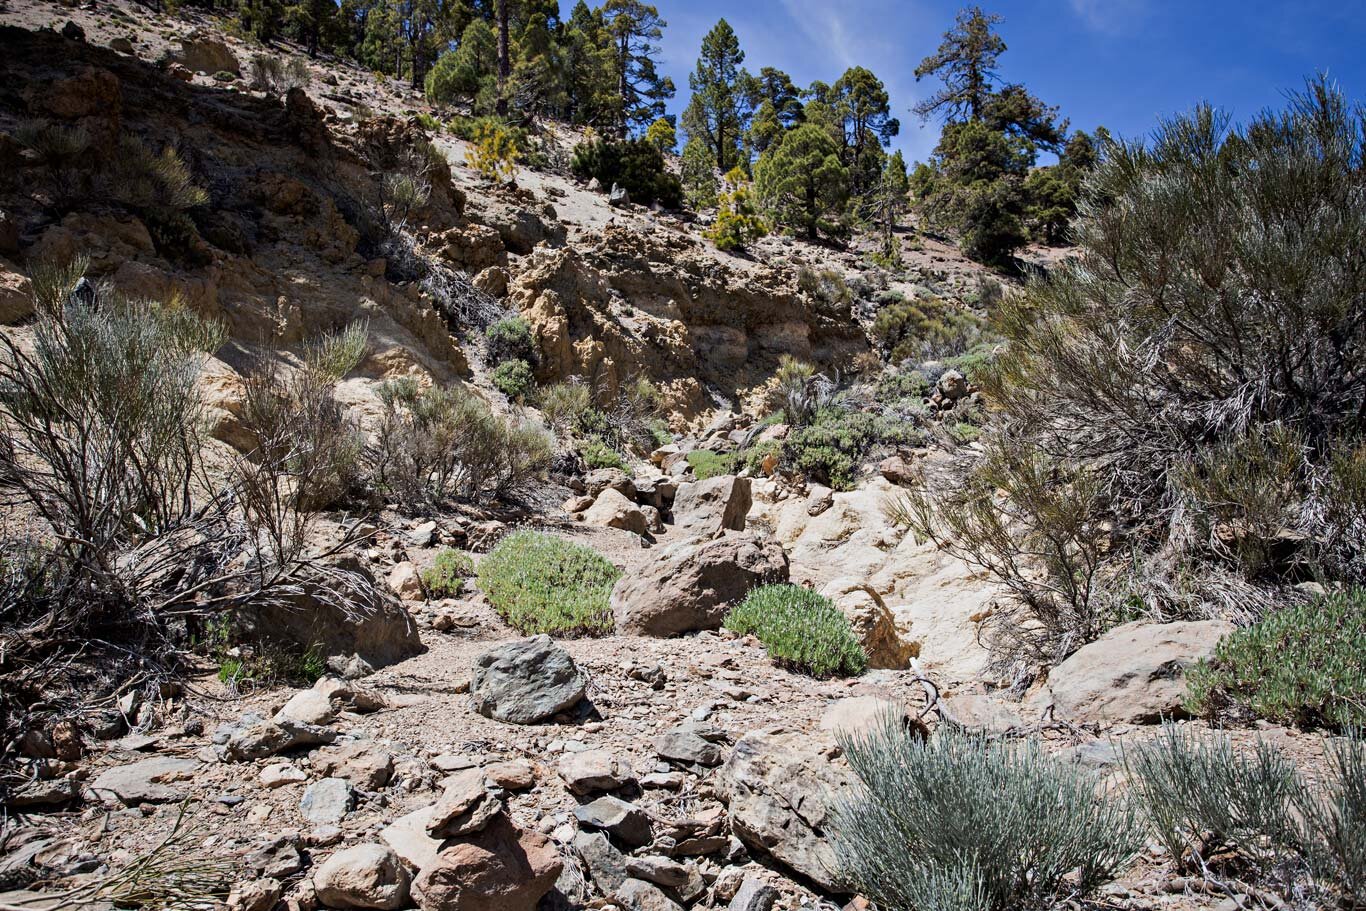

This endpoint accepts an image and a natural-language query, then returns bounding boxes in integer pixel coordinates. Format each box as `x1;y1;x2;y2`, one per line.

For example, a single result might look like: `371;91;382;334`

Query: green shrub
414;112;443;133
581;437;628;471
485;316;535;364
249;54;309;96
724;584;867;677
872;295;984;363
875;369;931;404
835;720;1140;910
477;531;621;636
466;121;519;183
707;168;767;252
570;137;683;208
422;548;474;598
786;407;924;491
686;450;737;480
1185;589;1366;730
492;359;535;400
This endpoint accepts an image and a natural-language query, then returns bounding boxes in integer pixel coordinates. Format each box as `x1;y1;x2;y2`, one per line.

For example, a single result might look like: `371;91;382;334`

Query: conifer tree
754;123;849;240
680;136;719;208
681;19;751;173
601;0;675;138
913;6;1005;122
830;66;899;195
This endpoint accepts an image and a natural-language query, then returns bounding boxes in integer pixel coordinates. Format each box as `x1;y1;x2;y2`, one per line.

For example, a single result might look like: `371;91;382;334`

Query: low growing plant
422;549;474;598
686;450;737;480
1185;588;1366;730
491;358;535;400
835;719;1141;910
724;584;867;677
477;531;621;636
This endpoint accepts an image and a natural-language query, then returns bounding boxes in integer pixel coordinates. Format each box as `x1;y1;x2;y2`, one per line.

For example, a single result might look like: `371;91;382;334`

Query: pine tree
866;150;909;264
680;136;718;208
601;0;675;138
645;117;676;154
745;67;803;157
562;1;616;126
681;19;751;173
830;66;899;195
913;6;1005;123
754;123;849;240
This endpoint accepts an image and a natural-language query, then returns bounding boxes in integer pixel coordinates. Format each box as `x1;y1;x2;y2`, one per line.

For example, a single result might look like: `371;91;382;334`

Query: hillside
1;5;1363;911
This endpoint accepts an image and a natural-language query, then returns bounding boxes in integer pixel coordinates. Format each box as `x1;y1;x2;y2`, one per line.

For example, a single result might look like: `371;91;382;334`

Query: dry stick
907;656;961;727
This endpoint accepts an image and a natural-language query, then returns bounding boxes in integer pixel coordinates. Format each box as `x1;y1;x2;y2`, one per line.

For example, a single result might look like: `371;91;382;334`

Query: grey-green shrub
485;316;535;365
834;718;1141;910
1124;725;1366;903
724;584;866;677
477;531;620;636
1184;588;1366;730
422;549;474;598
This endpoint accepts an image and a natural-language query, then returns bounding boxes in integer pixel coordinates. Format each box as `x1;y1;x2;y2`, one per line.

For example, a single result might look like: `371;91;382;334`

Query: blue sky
561;0;1366;163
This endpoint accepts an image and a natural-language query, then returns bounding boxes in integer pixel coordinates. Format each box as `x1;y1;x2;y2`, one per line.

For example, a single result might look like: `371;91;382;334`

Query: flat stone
574;796;651;848
558;749;635;794
300;777;354;826
89;756;199;805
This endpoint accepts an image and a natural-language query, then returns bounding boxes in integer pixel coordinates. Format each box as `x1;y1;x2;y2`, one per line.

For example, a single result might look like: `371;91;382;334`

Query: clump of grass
422;548;474;598
1185;588;1366;730
724;584;867;677
477;531;621;636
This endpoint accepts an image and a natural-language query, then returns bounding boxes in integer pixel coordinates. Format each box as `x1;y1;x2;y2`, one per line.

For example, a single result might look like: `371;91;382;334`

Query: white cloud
1069;0;1146;34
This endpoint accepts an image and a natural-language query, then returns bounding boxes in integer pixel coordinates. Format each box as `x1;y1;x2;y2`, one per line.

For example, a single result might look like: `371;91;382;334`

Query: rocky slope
0;5;1350;911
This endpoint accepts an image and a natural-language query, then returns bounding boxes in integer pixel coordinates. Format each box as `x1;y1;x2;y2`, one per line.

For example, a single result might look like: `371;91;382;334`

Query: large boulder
611;534;788;637
239;556;422;668
718;729;851;893
1035;620;1235;725
671;476;751;535
583;488;649;536
175;31;240;74
411;816;562;911
818;579;918;670
469;636;586;724
313;844;411;910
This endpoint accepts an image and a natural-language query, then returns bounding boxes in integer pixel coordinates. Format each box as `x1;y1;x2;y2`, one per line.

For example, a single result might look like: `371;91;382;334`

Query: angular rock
612;534;788;637
469;636;586;724
260;762;308;789
583;488;650;536
226;719;337;761
818;695;914;740
719;729;851;893
315;741;395;791
314;843;411;910
729;877;777;911
584;468;636;499
428;768;501;837
819;579;918;670
615;878;683;911
558;749;635;795
275;689;337;726
388;562;425;601
624;856;690;888
672;476;751;534
653;721;726;768
573;830;627;893
608;183;631;208
1036;620;1235;724
300;777;354;826
382;806;446;871
89;756;199;805
483;760;536;791
227;877;280;911
574;796;651;848
411;815;562;911
176;31;240;74
248;834;305;878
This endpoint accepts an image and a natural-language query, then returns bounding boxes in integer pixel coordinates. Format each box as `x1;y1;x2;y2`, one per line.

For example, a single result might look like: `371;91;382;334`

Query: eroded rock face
175;31;240;75
469;636;586;724
411;815;562;911
1035;620;1235;724
818;579;918;670
718;729;851;893
611;534;789;637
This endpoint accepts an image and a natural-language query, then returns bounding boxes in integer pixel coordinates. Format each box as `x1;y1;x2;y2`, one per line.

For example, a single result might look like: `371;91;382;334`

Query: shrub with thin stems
537;381;594;439
724;584;867;677
476;531;620;636
421;549;474;598
234;324;368;565
485;316;535;365
1124;725;1366;904
368;379;552;507
466;121;519;183
1185;588;1366;731
250;54;310;96
833;717;1141;911
904;78;1366;679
